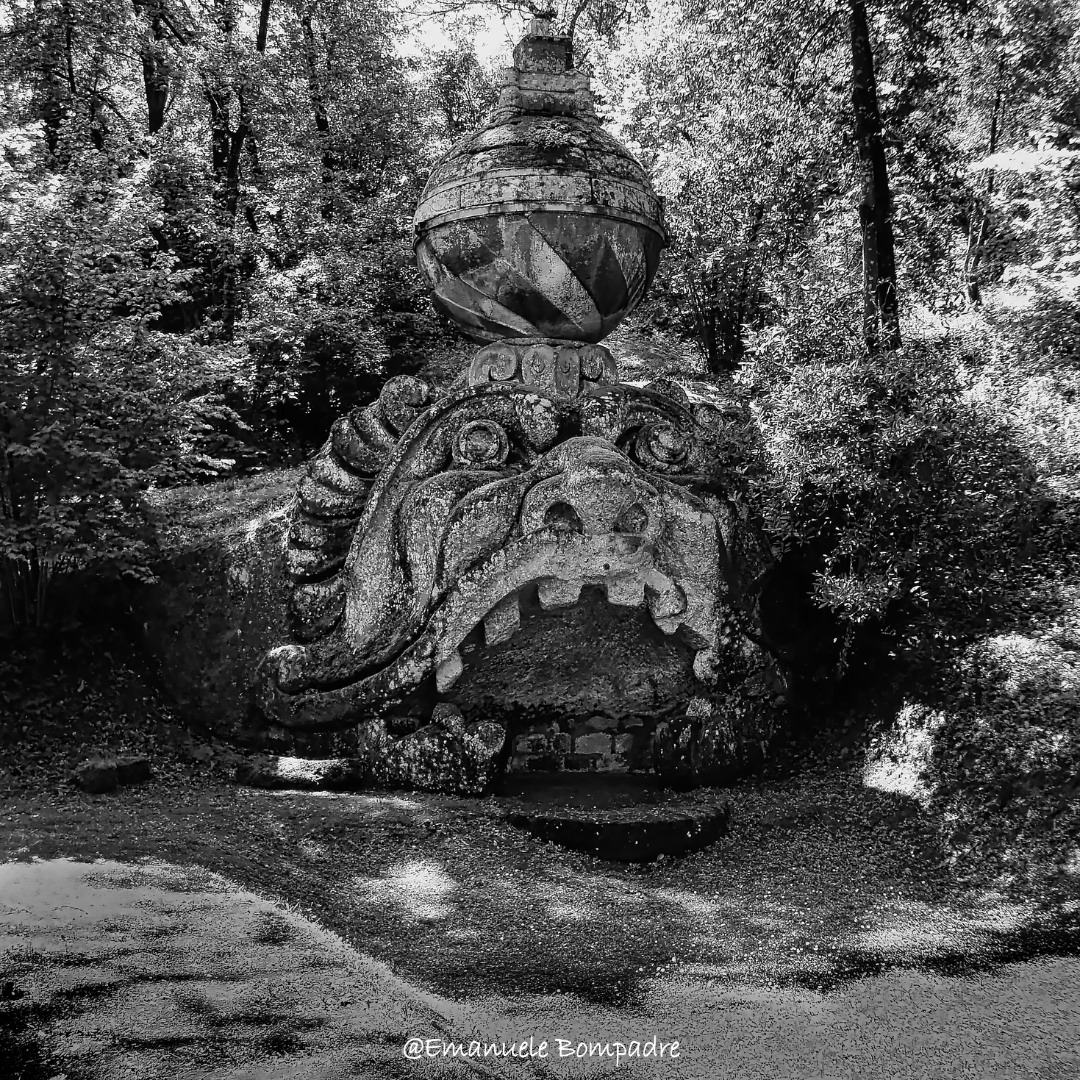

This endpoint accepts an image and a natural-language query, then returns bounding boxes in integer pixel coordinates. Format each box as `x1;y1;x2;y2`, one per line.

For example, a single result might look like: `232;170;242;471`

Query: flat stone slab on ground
499;772;732;861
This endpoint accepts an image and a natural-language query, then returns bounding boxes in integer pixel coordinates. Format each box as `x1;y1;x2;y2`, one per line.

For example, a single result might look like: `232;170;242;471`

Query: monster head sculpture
255;19;786;795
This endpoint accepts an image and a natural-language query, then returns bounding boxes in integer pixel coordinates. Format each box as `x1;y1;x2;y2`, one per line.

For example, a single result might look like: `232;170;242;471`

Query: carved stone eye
453;419;510;468
633;421;692;473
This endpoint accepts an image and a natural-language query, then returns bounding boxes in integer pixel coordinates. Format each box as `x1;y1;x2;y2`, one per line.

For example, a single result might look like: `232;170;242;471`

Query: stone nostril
614;502;649;535
543;501;583;533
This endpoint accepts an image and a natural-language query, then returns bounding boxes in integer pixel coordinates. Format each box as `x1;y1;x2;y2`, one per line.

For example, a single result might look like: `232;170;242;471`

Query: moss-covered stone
140;470;302;745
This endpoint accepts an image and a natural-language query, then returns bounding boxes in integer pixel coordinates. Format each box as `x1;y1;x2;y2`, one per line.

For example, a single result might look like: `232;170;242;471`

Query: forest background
2;0;1080;896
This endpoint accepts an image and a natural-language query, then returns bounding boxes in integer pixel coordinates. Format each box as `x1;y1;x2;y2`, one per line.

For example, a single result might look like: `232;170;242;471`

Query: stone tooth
686;695;712;718
537;577;583;609
435;651;464;692
693;648;720;685
483;593;521;646
605;574;645;607
645;572;687;620
651;613;683;635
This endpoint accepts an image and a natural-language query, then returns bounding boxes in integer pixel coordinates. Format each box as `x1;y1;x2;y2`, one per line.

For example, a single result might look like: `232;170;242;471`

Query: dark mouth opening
441;582;702;775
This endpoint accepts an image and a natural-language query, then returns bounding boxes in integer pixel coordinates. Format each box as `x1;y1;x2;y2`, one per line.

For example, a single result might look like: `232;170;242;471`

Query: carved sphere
413;28;668;345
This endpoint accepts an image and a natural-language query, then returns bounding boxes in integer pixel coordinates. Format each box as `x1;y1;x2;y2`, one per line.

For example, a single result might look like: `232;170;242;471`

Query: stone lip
258;520;719;729
498;772;733;862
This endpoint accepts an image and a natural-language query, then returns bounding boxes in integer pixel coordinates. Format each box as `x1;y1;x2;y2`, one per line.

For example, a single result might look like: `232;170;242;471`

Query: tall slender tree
849;0;900;352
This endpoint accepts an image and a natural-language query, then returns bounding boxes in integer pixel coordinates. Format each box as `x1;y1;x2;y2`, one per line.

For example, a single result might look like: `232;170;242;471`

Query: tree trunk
849;0;900;353
301;10;336;220
685;266;721;375
224;93;251;219
206;88;231;181
201;0;253;339
256;0;271;52
135;0;170;134
33;0;72;162
964;60;1004;305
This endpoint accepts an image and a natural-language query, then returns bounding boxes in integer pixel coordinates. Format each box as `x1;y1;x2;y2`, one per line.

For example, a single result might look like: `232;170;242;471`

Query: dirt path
3;754;1080;1078
2;854;1078;1079
0;858;534;1079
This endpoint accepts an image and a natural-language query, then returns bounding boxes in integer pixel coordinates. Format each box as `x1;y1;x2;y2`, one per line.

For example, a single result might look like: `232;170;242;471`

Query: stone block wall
509;713;657;772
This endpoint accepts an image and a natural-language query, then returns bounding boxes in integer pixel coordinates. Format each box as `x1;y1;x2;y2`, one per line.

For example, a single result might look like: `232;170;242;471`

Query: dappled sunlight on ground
651;888;725;917
0;858;525;1079
534;881;602;922
297;837;327;859
352;858;458;921
851;903;966;957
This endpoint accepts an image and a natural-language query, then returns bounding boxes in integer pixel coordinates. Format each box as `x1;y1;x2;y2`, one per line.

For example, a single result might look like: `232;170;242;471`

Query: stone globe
413;18;668;345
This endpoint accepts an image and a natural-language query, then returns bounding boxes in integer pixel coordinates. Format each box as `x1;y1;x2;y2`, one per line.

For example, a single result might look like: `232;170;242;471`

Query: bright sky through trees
396;3;528;64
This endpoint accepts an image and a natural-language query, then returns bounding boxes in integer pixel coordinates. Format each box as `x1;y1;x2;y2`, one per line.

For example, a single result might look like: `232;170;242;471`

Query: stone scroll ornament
255;17;787;795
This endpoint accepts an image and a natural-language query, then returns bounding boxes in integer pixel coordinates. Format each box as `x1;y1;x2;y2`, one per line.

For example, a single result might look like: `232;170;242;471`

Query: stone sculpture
255;17;787;794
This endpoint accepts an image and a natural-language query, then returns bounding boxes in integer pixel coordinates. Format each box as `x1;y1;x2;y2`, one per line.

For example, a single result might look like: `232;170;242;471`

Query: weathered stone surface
452;590;697;730
430;701;467;738
250;356;788;792
140;471;305;746
500;773;734;861
140;21;792;799
576;715;618;734
354;721;508;797
574;733;612;756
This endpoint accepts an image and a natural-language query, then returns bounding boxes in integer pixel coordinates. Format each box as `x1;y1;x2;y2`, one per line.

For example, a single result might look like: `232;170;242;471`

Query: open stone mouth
257;408;731;732
428;529;715;695
259;482;725;732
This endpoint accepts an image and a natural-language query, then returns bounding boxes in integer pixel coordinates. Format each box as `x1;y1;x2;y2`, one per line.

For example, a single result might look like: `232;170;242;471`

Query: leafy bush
237;212;455;454
865;604;1080;898
739;326;1046;637
0;159;249;631
967;281;1080;503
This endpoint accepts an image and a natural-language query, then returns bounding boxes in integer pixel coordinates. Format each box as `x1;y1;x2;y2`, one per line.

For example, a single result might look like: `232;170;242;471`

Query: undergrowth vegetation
741;328;1046;635
847;313;1080;899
